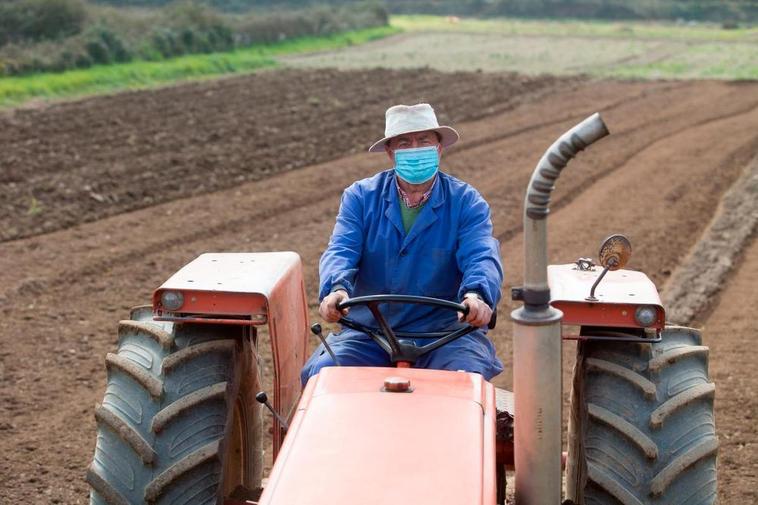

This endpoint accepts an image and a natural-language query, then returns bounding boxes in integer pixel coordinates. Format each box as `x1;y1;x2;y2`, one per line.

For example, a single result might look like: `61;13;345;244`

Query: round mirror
598;234;632;270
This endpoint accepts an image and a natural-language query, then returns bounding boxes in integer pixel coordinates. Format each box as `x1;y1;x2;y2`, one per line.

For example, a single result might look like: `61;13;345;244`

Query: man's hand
319;289;349;323
460;293;492;327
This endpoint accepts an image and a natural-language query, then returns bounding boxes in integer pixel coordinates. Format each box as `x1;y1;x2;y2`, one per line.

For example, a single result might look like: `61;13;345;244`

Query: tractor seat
495;387;514;443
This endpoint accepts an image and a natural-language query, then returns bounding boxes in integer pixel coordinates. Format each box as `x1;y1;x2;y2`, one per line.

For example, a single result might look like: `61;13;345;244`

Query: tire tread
649;383;715;429
650;438;719;496
105;353;162;398
90;315;262;505
162;340;236;372
587;403;658;459
648;346;709;373
587;462;645;505
118;320;173;350
151;381;228;433
586;357;656;399
86;465;130;505
567;326;718;505
144;440;221;502
94;404;156;464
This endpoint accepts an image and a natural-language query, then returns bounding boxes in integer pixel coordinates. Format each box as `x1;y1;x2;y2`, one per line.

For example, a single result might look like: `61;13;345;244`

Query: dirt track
1;69;757;504
703;234;758;504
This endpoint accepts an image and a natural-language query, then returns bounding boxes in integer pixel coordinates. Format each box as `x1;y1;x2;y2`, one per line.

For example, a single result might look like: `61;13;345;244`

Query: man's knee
433;358;502;381
300;337;390;386
301;345;335;386
421;333;503;380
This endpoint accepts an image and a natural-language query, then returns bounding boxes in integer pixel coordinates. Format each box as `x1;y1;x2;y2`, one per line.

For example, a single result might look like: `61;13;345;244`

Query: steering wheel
336;294;480;365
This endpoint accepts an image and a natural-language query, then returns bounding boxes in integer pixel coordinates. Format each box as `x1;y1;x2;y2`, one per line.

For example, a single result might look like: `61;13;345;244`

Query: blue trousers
300;329;503;386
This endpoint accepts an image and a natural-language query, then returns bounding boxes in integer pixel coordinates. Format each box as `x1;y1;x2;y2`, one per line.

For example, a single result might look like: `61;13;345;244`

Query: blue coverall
301;169;504;385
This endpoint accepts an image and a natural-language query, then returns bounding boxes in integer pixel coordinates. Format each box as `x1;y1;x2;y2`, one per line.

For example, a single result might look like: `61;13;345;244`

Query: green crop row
0;25;399;107
393;14;758;41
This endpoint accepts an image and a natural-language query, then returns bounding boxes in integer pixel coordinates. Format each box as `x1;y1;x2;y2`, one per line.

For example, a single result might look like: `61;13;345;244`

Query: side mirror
586;234;632;301
598;234;632;271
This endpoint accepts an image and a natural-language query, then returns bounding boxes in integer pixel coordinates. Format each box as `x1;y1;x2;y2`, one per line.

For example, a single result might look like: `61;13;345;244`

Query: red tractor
87;114;718;505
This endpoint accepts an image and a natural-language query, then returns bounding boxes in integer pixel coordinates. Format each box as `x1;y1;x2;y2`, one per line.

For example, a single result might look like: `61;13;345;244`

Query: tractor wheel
87;306;264;505
566;326;718;505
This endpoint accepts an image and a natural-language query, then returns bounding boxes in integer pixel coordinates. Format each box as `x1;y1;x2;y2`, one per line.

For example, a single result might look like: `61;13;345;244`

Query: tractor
87;114;718;505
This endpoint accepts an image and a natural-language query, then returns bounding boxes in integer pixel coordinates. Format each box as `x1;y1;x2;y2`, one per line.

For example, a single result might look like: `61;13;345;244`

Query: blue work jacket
320;169;504;337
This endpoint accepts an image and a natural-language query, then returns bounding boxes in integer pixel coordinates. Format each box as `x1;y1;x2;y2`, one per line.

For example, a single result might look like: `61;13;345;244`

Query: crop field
4;14;756;109
284;15;758;79
1;14;757;505
0;26;399;107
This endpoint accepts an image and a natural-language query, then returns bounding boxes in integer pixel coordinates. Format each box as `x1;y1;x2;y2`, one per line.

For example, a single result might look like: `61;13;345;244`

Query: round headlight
635;305;657;327
161;290;184;311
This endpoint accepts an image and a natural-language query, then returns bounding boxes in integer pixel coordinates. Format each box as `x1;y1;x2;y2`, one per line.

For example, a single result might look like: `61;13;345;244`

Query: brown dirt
663;153;758;325
0;69;757;504
0;68;572;243
699;234;758;505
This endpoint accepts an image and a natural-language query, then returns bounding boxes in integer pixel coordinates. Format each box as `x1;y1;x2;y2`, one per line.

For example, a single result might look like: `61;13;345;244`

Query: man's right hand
319;289;349;323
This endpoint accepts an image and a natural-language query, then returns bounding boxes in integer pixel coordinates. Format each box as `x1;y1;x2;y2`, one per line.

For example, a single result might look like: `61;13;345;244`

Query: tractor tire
87;306;264;505
566;326;718;505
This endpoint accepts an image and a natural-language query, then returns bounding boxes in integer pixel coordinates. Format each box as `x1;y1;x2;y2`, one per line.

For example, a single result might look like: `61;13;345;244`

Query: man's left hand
460;294;492;327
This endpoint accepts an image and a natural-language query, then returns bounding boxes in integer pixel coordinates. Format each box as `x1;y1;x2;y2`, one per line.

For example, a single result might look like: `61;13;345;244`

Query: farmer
301;103;504;385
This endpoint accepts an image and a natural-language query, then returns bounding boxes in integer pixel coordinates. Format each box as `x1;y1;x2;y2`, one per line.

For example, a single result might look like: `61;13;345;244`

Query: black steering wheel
336;294;481;364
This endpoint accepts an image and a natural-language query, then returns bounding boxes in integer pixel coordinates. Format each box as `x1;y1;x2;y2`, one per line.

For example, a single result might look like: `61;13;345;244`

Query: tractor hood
259;367;497;505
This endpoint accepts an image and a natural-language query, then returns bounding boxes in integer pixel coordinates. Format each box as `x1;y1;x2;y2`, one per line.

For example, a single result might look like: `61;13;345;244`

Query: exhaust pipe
512;113;609;505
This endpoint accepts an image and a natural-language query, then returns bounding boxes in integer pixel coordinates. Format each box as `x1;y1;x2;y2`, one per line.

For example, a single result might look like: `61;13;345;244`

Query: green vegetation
0;25;399;107
0;0;389;76
605;42;758;80
90;0;361;9
393;14;758;42
0;0;88;45
283;15;758;80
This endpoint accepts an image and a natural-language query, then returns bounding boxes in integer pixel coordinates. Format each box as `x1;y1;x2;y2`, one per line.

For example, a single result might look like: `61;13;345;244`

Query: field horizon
2;15;756;109
285;15;758;79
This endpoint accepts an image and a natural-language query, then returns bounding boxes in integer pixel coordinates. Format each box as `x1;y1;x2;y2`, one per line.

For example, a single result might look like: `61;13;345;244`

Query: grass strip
392;15;758;42
0;25;400;108
384;16;757;80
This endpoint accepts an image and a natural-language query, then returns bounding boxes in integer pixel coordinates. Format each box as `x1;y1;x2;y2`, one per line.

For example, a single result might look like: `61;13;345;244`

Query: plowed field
1;68;756;504
0;69;569;242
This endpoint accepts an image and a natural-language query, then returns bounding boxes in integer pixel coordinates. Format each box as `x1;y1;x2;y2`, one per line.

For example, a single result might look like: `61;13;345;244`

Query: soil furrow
697;234;758;505
489;95;758;244
0;69;569;243
0;79;714;299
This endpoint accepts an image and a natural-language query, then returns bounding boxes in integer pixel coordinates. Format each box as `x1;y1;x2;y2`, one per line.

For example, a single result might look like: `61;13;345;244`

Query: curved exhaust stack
512;113;609;505
523;113;610;302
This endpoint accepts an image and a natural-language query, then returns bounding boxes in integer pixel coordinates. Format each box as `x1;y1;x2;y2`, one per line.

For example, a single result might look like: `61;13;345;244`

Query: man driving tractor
301;103;504;385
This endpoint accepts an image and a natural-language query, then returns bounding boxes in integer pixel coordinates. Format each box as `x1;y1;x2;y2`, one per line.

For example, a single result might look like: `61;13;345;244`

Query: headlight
160;290;184;311
635;305;657;327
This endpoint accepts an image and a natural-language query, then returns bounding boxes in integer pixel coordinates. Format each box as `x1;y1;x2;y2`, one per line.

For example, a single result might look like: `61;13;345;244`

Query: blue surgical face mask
393;146;440;184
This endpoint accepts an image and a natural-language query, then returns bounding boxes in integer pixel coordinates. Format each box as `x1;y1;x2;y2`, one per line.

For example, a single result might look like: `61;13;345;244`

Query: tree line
385;0;758;23
0;0;388;76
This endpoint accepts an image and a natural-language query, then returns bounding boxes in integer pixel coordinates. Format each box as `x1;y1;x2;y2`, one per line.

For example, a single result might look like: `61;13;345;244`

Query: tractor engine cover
259;367;498;505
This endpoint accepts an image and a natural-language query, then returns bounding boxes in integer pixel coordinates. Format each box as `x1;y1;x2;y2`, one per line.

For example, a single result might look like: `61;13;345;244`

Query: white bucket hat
368;103;459;153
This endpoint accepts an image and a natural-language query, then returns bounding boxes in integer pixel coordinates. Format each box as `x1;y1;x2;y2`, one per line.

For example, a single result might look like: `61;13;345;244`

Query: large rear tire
566;326;718;505
87;306;263;505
